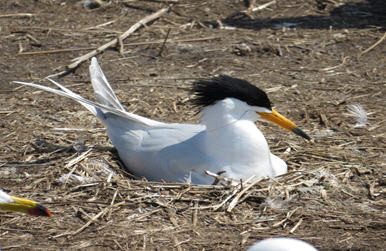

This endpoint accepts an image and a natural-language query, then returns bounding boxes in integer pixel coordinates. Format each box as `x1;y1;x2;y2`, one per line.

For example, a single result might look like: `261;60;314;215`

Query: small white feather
347;104;368;127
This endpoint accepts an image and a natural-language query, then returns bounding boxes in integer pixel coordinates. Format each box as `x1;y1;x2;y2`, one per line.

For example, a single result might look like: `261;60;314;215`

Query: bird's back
103;114;216;183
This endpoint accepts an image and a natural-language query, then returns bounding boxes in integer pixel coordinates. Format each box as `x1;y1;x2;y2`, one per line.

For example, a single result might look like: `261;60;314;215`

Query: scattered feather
57;174;95;185
348;104;368;127
314;129;335;137
181;172;192;184
261;197;296;210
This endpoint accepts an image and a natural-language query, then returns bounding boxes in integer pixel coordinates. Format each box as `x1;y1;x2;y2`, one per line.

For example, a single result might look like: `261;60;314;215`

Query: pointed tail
89;57;125;111
13;58;161;126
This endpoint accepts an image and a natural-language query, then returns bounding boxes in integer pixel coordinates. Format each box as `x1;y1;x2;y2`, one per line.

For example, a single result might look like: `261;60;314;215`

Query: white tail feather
13;57;169;127
89;57;124;110
46;78;98;116
13;80;156;126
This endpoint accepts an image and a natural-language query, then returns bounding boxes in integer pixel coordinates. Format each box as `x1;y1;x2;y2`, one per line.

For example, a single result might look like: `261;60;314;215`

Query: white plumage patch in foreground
247;238;318;251
0;190;13;204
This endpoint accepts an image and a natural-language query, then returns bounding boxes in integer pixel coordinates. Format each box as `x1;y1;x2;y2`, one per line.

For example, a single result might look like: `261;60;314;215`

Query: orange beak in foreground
258;109;310;140
1;196;51;217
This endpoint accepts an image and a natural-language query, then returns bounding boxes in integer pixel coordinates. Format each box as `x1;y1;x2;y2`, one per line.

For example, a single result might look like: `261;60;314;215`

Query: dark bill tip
292;127;311;140
29;204;52;217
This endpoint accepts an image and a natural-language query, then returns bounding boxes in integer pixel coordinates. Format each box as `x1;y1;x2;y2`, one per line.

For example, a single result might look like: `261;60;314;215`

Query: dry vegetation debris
1;0;385;250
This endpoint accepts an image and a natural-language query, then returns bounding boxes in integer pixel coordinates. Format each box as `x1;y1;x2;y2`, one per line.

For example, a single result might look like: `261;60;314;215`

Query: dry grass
1;0;386;250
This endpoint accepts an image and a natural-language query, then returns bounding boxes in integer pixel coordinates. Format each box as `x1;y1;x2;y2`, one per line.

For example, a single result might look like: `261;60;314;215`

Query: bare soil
0;0;385;250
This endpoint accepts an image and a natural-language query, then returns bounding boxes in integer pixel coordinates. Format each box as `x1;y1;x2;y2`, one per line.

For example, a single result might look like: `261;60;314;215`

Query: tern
0;190;51;217
14;57;310;184
247;238;318;251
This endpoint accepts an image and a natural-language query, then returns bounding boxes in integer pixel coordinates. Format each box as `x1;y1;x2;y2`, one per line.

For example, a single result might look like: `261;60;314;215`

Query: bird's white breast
199;98;277;180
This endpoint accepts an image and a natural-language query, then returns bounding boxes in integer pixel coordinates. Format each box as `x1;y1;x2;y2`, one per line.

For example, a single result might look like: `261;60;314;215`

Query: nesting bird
0;190;51;217
14;57;309;184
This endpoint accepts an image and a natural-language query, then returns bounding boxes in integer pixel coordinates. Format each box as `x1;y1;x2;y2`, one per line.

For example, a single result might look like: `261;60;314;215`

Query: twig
125;36;222;46
65;149;92;169
71;201;125;236
289;218;303;233
79;163;101;181
26;34;41;45
251;0;276;12
158;28;171;57
205;170;232;185
320;56;350;71
212;189;239;211
18;37;222;56
83;20;117;30
63;165;78;188
107;189;119;220
73;207;109;235
173;236;191;249
13;25;120;33
0;13;37;18
67;7;170;70
227;178;262;212
192;202;198;226
357;32;386;59
117;35;124;55
168;210;179;228
18;47;98;55
173;236;183;251
272;207;300;227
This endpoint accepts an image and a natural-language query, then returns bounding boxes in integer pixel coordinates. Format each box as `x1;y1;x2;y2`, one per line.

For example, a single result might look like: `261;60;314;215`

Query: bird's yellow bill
258;109;310;140
1;196;52;217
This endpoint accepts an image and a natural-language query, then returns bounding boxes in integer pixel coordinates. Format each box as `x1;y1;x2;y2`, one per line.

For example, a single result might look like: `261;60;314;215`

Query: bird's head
192;75;310;140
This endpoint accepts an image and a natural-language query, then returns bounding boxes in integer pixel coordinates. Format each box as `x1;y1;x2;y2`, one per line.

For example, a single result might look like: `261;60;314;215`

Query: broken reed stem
18;36;222;56
357;32;386;59
289;218;303;233
227;178;263;212
67;7;170;70
0;13;37;18
251;0;276;12
73;207;109;235
18;47;98;55
158;28;171;57
72;201;125;235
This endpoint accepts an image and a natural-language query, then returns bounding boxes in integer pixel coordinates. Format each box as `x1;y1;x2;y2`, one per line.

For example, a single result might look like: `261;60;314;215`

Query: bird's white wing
13;80;166;128
104;118;215;184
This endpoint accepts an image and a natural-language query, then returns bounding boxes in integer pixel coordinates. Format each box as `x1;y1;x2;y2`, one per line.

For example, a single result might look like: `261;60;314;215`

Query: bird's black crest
191;75;271;109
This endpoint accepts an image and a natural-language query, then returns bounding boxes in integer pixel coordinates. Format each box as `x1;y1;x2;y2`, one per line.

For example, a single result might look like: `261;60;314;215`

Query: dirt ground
1;0;385;250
